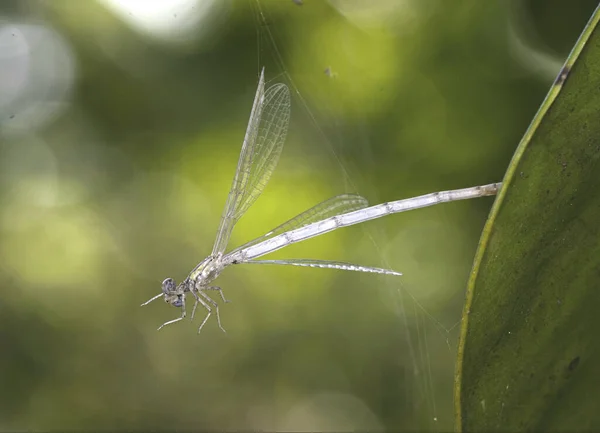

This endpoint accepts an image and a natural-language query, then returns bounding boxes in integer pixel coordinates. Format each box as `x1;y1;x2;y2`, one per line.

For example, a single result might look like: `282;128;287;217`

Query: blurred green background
0;0;597;430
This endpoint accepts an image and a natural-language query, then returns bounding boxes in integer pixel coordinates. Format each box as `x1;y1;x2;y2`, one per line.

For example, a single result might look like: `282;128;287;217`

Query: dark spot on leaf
568;356;580;371
555;66;570;86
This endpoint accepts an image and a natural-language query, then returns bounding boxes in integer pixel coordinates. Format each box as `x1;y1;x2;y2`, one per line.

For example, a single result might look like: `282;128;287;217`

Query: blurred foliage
0;0;597;430
457;5;600;431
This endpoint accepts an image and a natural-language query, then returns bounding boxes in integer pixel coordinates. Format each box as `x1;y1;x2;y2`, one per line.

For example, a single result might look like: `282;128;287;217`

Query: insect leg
157;296;187;331
199;289;226;333
193;294;213;334
203;286;231;303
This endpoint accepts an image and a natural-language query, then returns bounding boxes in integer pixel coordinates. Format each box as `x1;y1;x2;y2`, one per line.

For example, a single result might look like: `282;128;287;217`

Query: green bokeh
0;0;596;430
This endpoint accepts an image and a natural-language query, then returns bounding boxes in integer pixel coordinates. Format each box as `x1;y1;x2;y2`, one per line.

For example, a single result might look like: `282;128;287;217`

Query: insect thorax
188;254;223;288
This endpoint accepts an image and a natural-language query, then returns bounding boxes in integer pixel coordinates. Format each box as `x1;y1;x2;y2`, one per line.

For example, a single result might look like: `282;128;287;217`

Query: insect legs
157;296;187;331
190;285;229;334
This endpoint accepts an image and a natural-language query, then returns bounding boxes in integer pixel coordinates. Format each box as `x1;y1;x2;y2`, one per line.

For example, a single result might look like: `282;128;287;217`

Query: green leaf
455;5;600;432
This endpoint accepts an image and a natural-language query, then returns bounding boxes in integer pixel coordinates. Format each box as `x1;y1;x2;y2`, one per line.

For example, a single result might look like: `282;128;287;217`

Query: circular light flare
98;0;224;45
0;22;76;135
0;25;30;111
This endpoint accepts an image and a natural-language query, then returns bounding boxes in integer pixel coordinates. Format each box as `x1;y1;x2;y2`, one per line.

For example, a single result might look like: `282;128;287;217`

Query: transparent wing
241;259;402;276
227;194;369;255
211;69;265;256
211;69;291;256
235;83;290;218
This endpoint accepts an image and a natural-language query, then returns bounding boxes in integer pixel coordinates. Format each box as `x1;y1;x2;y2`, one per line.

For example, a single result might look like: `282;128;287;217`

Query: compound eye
172;294;183;308
161;278;176;294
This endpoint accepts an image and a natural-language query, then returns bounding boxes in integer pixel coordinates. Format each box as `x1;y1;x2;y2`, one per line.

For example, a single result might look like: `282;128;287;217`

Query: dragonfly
141;68;501;333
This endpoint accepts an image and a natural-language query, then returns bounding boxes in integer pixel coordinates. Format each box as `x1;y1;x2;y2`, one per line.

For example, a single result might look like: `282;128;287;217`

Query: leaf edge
452;5;600;431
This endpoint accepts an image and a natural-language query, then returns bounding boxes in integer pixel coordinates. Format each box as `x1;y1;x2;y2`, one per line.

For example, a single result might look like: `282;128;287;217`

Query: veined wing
226;194;369;256
241;259;402;276
211;68;291;256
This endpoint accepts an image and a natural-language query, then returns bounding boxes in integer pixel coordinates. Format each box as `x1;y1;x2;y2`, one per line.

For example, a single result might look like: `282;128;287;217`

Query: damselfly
142;68;501;333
